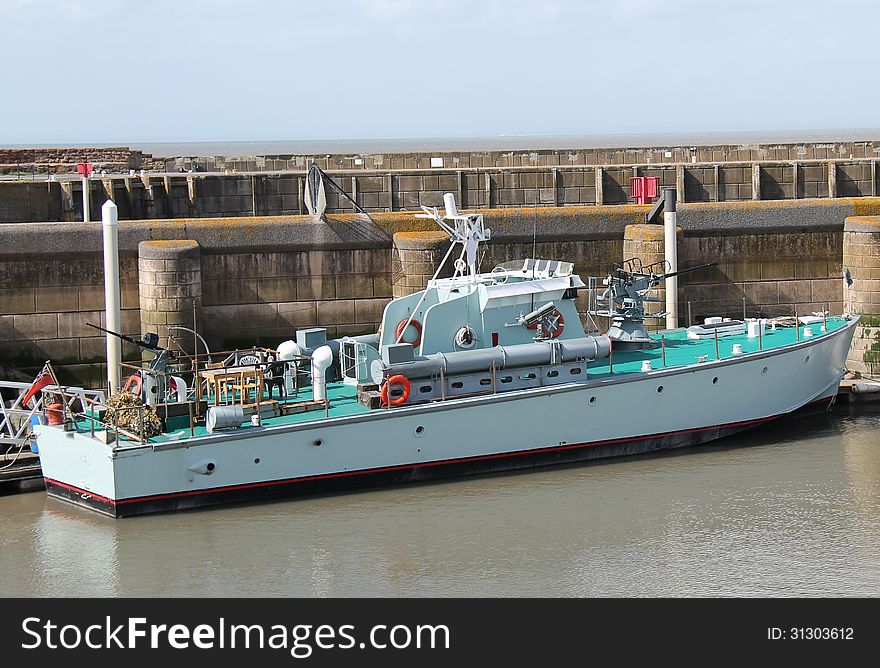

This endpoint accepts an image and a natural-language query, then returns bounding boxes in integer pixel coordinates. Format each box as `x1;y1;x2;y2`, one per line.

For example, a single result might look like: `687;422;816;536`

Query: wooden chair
232;355;263;404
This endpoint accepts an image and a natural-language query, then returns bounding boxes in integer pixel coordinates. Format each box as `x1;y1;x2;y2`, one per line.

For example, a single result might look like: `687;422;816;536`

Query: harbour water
130;128;880;158
5;128;880;158
0;409;877;597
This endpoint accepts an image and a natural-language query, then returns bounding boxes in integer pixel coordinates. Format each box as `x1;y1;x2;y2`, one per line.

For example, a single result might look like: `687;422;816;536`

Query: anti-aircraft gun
590;259;717;349
87;323;179;404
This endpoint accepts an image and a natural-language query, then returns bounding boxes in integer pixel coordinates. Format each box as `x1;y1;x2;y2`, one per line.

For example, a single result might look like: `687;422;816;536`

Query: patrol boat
33;195;858;516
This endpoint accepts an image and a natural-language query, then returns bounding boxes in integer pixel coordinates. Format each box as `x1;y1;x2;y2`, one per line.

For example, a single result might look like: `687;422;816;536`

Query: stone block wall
842;216;880;375
199;248;391;350
0;183;55;223
391;231;452;298
801;164;830;199
719;166;751;201
4;199;880;385
0;147;163;175
138;240;202;350
678;231;843;324
0;251;141;385
837;163;874;198
179;139;880;173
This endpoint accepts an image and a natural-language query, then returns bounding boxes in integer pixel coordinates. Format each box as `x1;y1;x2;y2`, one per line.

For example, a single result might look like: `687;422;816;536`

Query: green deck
152;381;367;442
91;317;849;444
587;316;848;378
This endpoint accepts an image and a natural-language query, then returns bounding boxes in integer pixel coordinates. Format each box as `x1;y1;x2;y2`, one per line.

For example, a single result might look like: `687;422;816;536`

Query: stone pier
391;231;452;298
138;240;202;350
842;216;880;376
622;224;684;329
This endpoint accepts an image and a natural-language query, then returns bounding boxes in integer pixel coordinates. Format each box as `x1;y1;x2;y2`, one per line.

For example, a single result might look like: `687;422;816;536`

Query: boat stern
34;424;120;516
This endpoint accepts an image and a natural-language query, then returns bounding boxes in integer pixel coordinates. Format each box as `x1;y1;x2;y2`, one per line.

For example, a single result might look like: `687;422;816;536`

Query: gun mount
87;323;178;403
590;260;717;349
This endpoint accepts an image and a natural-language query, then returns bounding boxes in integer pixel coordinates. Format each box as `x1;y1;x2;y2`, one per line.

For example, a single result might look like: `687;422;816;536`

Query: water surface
0;409;877;597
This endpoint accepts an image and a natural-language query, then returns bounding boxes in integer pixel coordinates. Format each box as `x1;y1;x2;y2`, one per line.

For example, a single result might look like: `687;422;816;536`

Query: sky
1;0;879;144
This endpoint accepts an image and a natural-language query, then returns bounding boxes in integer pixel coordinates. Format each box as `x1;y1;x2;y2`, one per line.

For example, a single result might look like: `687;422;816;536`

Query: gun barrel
86;322;162;351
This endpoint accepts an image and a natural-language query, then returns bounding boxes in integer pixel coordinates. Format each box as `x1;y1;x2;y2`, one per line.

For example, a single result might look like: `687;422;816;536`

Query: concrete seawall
2;139;879;224
2;197;876;386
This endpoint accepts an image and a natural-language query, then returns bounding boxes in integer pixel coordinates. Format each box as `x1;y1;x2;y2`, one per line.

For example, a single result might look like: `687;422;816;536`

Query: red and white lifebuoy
526;309;565;338
381;374;411;407
123;373;142;396
396;318;423;347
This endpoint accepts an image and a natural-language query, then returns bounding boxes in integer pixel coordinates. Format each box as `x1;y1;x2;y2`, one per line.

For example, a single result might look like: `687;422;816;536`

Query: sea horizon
2;128;880;158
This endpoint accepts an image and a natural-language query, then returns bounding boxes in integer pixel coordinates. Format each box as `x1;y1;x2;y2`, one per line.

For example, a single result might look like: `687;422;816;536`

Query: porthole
570;368;582;375
712;377;718;384
522;373;537;380
480;378;492;386
451;381;464;389
589;396;597;405
657;386;664;393
547;370;559;378
420;385;432;393
414;425;425;437
500;376;513;383
206;462;216;472
254;457;261;464
762;367;768;375
313;438;323;446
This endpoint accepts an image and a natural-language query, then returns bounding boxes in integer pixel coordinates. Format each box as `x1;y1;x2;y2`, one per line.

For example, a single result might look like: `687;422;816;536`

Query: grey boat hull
45;394;836;517
37;319;857;518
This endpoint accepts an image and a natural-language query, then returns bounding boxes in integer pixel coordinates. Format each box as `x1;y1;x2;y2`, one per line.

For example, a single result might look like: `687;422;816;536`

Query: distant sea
4;129;880;158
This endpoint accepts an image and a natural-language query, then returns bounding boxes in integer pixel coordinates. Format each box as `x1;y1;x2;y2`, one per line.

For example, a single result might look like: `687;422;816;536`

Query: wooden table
199;367;264;406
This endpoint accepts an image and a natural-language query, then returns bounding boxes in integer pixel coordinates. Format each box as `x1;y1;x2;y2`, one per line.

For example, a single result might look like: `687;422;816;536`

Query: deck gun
590;260;717;349
87;323;177;402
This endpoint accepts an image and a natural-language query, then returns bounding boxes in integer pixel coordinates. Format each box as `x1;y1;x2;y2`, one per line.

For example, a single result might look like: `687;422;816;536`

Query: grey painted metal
33;318;858;507
375;335;611;382
303;164;327;218
2;381;105;449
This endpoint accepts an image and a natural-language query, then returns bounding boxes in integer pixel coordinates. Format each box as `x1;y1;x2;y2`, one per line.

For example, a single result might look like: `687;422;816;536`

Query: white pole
663;189;678;329
82;175;90;222
102;199;122;394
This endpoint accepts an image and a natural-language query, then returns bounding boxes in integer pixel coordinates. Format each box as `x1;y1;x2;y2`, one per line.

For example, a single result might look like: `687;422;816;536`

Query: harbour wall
1;140;879;224
0;147;164;177
2;198;874;386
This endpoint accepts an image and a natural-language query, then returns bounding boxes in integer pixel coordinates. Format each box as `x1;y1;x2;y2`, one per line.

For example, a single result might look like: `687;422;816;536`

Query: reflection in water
1;411;878;597
33;510;121;597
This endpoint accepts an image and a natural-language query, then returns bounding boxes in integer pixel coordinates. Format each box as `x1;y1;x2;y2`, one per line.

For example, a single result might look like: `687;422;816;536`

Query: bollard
82;174;90;222
102;200;121;394
663;189;679;329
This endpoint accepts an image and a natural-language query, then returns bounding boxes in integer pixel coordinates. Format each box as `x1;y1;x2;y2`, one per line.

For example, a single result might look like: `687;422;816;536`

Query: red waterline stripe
44;478;115;505
52;397;832;507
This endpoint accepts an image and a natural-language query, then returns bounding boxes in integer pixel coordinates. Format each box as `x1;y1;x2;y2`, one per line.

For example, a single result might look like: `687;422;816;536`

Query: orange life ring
526;309;565;338
381;374;411;407
123;373;142;395
396;318;423;347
